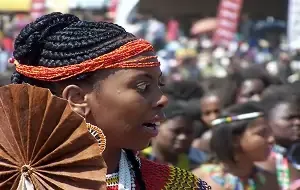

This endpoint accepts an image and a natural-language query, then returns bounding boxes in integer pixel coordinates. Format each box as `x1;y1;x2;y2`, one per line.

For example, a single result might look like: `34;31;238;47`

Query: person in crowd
10;12;210;189
235;66;273;104
199;91;222;127
193;102;278;190
141;100;207;170
192;91;222;154
258;85;300;190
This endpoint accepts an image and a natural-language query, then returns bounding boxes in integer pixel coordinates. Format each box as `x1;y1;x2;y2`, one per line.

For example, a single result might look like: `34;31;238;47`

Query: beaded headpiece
211;112;263;126
9;39;160;82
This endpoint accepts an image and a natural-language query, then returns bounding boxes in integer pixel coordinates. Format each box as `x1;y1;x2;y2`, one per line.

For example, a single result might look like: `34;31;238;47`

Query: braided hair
11;12;146;189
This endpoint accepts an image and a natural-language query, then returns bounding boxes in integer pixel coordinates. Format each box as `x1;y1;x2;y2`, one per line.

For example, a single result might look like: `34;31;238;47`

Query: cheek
156;130;175;145
242;136;270;160
158;128;175;139
95;93;149;124
275;119;290;127
271;119;293;134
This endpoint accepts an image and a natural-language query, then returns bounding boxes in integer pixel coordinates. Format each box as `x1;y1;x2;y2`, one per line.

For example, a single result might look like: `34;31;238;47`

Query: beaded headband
211;112;263;126
9;39;160;82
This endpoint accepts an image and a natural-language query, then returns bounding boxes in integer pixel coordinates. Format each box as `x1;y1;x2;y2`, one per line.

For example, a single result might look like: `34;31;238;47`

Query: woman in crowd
259;85;300;190
193;102;278;190
10;12;210;189
141;100;207;170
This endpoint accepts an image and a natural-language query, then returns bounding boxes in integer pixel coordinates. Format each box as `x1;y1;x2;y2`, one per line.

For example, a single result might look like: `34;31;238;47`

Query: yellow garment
141;146;190;170
0;0;31;11
175;48;197;59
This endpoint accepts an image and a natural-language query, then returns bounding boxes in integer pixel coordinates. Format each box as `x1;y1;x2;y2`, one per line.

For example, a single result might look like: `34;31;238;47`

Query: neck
151;142;178;165
102;147;121;174
225;161;254;179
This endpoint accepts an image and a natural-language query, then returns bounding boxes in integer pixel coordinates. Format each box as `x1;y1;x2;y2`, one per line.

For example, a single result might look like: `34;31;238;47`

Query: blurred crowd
1;8;300;189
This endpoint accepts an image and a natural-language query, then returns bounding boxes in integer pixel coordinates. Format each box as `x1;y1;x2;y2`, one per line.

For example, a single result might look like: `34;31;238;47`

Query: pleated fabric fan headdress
0;84;107;190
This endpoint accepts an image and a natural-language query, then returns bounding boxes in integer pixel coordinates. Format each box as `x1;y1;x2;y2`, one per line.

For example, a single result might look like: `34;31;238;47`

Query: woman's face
154;116;194;154
239;117;274;162
236;79;265;104
63;52;169;151
269;102;300;148
200;95;221;126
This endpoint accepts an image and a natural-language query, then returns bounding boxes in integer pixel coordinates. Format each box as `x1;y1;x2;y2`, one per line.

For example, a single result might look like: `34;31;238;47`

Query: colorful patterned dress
106;157;211;190
199;164;265;190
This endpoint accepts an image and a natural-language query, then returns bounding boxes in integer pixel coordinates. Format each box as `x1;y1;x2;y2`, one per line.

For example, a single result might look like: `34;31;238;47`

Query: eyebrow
135;72;163;80
135;73;153;80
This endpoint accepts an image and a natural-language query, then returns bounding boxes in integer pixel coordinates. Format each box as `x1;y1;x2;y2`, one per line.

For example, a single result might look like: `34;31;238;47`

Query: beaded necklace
106;150;141;190
272;145;290;190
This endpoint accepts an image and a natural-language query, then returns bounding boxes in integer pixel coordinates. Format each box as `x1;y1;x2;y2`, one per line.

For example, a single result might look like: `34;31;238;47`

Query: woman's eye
136;83;149;92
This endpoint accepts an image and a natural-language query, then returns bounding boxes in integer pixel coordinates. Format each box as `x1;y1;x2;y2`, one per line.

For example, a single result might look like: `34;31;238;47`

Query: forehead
270;102;299;117
201;95;220;104
113;67;162;80
94;66;162;84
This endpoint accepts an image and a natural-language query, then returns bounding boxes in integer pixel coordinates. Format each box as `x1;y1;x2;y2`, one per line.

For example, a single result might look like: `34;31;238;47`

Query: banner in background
213;0;243;46
288;0;300;50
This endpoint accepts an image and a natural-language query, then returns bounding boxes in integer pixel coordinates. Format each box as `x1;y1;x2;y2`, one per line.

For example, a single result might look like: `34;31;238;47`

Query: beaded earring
86;123;106;153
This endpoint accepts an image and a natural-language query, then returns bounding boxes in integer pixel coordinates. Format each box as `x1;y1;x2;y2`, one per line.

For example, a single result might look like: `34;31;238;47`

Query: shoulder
193;164;222;178
139;158;211;190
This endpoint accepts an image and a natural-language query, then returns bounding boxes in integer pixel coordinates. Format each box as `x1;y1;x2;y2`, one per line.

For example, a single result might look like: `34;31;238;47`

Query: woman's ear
62;85;91;117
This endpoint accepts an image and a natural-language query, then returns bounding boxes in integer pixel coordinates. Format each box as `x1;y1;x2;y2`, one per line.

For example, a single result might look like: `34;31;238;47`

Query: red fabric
167;20;179;41
107;187;118;190
141;158;171;189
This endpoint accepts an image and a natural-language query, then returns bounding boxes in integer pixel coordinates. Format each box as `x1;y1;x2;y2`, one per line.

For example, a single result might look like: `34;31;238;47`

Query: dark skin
236;79;265;104
257;102;300;187
60;53;168;173
269;102;300;147
151;116;194;165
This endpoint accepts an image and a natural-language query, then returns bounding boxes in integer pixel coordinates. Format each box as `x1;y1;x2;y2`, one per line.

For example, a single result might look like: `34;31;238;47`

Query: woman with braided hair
10;12;210;190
